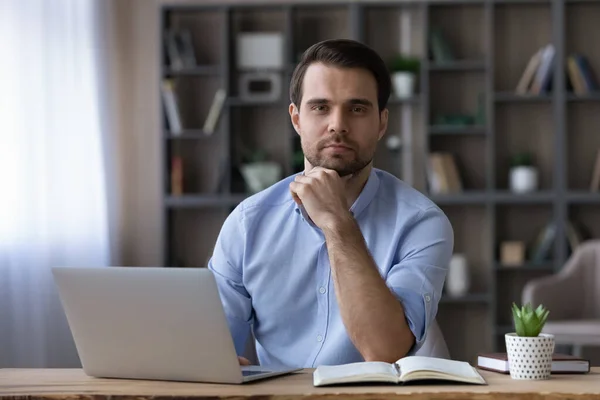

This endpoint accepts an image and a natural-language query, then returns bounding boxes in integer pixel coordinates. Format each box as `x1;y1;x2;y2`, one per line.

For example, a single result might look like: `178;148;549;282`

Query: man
208;39;453;369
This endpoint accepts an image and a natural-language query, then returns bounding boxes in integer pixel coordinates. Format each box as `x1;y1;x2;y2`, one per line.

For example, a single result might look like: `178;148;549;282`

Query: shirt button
317;335;323;342
425;294;431;302
319;287;326;294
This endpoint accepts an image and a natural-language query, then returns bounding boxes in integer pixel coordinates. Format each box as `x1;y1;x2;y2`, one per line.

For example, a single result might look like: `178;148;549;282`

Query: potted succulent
505;303;554;380
389;54;421;99
509;152;538;193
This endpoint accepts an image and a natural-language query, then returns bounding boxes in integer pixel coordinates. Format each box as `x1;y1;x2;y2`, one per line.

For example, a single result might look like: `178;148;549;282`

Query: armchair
522;240;600;356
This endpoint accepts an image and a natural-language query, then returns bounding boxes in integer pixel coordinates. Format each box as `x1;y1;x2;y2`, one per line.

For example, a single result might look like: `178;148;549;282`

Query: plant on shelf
240;148;282;194
509;152;538;194
389;54;420;99
505;303;554;380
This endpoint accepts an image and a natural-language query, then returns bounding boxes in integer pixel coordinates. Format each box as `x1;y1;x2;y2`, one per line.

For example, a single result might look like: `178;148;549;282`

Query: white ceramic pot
505;333;555;380
509;166;538;193
445;254;470;297
240;161;282;193
392;72;416;99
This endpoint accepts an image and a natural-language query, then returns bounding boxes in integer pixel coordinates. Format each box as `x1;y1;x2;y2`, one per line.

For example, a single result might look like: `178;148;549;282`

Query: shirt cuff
389;286;433;355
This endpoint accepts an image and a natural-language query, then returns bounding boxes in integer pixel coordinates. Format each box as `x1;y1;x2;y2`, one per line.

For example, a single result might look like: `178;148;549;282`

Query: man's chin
318;162;365;177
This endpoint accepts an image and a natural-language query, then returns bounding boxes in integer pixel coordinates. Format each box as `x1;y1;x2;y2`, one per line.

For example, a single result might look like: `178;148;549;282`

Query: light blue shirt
208;168;453;369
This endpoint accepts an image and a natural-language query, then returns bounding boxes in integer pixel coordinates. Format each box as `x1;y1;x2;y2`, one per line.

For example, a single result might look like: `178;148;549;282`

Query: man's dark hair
289;39;391;112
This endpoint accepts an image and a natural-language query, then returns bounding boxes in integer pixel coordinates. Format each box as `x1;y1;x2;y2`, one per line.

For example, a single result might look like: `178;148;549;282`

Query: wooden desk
1;368;600;400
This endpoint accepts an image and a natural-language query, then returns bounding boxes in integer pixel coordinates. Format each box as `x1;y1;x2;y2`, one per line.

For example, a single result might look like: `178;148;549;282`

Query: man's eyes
310;106;367;113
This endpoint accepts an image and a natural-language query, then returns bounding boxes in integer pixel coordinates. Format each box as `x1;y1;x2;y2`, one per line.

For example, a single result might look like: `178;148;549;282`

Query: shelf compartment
567;103;600;191
437;306;492;364
430;135;487;191
495;103;554;191
230;106;291;184
493;2;552;92
569;204;600;242
429;73;486;130
429;4;486;63
169;209;230;268
165;10;225;68
439;205;491;295
495;204;554;264
292;6;350;64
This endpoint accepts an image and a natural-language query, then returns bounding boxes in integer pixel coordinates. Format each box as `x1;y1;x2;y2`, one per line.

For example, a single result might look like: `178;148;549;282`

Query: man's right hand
238;356;251;365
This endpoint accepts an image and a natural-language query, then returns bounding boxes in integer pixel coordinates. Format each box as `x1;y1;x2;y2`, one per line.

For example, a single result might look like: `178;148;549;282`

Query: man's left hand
289;167;352;231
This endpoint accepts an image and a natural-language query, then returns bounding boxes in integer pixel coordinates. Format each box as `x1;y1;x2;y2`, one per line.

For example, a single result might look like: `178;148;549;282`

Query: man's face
289;63;388;177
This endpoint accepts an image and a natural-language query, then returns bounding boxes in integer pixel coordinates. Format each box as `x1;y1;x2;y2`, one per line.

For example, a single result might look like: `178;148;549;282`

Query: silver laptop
52;266;300;384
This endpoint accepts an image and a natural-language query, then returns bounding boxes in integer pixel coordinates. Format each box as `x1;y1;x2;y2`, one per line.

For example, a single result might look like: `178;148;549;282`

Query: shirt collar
293;168;380;226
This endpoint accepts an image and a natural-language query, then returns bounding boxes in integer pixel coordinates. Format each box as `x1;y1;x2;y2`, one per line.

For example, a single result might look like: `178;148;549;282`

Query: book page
313;361;398;386
397;356;484;383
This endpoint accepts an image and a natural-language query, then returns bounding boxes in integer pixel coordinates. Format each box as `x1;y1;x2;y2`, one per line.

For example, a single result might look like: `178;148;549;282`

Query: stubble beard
302;139;373;177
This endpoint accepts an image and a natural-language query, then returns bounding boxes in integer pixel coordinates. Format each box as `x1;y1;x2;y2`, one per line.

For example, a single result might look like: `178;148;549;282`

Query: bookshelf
159;0;600;364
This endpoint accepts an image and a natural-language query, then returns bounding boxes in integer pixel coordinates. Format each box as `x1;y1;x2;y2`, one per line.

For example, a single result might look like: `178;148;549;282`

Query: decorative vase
509;166;538;193
445;254;470;297
505;333;555;380
392;72;415;99
240;161;282;193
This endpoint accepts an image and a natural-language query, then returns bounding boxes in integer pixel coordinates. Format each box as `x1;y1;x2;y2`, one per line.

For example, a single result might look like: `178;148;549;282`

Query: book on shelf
170;155;183;196
567;54;599;95
514;44;555;95
428;28;454;63
515;47;543;95
164;28;197;70
529;219;590;262
161;79;183;134
203;88;226;135
477;353;590;374
426;152;463;195
313;356;486;387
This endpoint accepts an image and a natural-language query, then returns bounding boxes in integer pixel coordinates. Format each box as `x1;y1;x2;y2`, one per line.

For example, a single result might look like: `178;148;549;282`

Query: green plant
511;302;549;337
389;54;421;74
510;152;534;168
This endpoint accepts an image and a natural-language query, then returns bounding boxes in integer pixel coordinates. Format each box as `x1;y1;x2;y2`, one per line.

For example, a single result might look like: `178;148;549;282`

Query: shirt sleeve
385;206;454;355
207;203;253;356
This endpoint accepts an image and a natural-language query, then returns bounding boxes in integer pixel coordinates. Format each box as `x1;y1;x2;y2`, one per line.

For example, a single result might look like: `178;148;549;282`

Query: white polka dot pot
505;333;555;380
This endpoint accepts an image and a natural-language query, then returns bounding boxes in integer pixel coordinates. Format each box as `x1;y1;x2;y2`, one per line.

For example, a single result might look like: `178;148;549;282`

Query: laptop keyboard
242;370;272;376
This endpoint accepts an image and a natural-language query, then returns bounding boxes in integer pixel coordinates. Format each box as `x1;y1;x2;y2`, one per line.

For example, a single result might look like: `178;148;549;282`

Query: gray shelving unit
159;0;600;363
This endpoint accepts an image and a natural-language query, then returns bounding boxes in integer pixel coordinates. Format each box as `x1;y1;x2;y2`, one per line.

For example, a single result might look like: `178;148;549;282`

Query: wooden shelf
495;92;552;103
494;191;555;204
441;293;490;304
429;125;487;135
567;191;600;204
387;96;421;105
164;130;216;139
495;262;555;271
428;60;486;72
429;191;488;205
567;93;600;102
164;194;247;209
163;65;221;77
227;98;288;107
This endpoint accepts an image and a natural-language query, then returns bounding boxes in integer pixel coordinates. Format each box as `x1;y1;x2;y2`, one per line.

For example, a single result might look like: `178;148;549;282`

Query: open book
313;356;487;387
